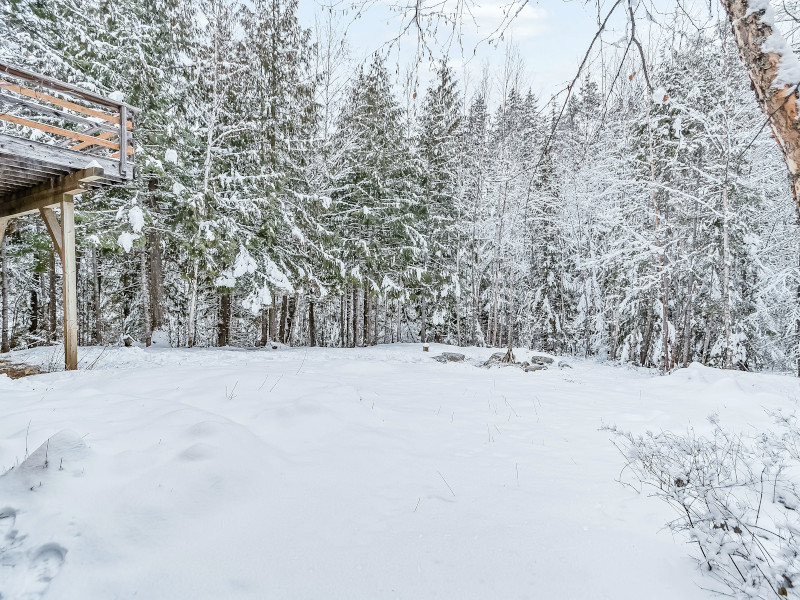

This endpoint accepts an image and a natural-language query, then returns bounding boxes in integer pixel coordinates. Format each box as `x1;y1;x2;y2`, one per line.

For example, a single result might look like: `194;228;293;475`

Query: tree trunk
146;178;165;336
420;294;427;344
340;293;345;348
1;238;8;353
218;291;231;347
29;273;38;335
92;246;102;344
345;289;351;347
279;294;288;344
640;294;655;367
721;42;734;370
722;0;800;206
373;297;378;346
396;298;402;343
260;308;268;346
363;290;369;346
309;300;316;347
269;304;277;342
287;293;298;346
702;319;713;365
187;260;199;347
141;249;151;346
350;286;358;348
147;230;164;334
49;250;57;341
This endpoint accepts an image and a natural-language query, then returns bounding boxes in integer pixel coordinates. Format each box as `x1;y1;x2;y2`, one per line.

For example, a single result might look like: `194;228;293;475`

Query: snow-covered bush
609;414;800;598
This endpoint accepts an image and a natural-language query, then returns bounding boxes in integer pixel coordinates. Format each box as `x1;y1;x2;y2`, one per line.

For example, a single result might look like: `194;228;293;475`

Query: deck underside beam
0;166;103;219
0;134;131;184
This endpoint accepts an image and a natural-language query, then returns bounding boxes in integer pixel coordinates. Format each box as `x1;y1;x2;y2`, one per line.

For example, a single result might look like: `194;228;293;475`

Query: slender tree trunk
680;193;700;368
146;178;164;336
49;250;57;340
1;239;8;353
279;294;288;344
396;298;401;343
420;294;427;343
287;293;298;346
309;300;316;347
640;294;655;367
29;273;38;335
140;249;151;346
218;291;231;347
384;298;390;344
680;279;697;368
340;293;345;347
351;286;357;347
268;304;276;342
92;246;102;344
373;297;378;346
721;184;733;369
187;260;199;347
261;308;268;346
796;209;800;376
363;291;369;346
702;319;713;365
721;44;734;370
345;289;351;347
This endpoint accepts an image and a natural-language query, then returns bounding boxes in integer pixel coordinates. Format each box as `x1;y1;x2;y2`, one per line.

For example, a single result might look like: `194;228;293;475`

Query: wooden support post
0;216;7;247
39;207;63;259
119;105;128;178
60;196;77;370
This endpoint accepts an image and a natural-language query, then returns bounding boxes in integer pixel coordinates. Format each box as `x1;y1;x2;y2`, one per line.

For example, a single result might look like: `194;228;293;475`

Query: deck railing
0;61;137;180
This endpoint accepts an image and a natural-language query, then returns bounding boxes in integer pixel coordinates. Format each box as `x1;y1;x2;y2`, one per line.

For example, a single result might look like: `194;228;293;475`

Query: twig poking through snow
269;374;283;393
257;374;269;390
437;470;456;497
296;352;308;375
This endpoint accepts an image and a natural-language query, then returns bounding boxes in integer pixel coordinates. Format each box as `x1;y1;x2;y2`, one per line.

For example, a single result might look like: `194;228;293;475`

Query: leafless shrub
608;413;800;598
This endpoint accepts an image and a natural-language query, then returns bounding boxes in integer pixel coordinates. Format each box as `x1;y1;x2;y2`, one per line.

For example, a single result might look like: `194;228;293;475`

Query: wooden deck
0;61;138;218
0;62;139;369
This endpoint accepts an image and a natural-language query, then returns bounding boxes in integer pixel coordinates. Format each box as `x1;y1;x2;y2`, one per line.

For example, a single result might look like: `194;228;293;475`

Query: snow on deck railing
0;61;138;179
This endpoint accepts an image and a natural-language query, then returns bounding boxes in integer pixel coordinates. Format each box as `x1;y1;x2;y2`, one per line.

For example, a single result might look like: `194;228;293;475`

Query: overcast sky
296;0;633;105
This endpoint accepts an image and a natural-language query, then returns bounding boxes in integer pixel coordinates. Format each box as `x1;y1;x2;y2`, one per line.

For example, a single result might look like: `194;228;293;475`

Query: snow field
1;343;797;599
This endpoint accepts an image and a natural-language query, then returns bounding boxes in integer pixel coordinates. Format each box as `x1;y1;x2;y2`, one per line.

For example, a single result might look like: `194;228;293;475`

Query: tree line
0;0;798;371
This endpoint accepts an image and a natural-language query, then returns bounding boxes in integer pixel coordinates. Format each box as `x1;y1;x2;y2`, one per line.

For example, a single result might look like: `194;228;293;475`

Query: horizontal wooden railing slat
0;92;123;135
0;81;132;130
70;131;116;151
0;61;139;114
0;113;121;151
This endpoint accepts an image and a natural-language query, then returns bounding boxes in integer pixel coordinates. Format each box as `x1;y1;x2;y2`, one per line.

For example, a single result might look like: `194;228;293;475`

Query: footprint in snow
11;543;67;599
0;508;24;565
0;509;65;600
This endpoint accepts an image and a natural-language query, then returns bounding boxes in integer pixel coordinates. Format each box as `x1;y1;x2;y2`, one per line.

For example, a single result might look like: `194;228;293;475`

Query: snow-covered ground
1;343;797;599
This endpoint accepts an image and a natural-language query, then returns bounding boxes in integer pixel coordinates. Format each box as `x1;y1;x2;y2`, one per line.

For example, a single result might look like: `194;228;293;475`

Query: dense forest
0;0;798;372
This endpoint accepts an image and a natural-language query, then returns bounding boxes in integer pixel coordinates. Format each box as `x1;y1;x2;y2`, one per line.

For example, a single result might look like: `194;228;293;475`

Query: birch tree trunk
720;0;800;372
721;0;800;203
